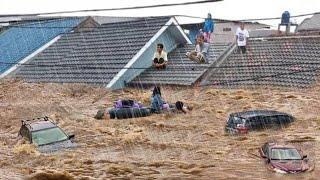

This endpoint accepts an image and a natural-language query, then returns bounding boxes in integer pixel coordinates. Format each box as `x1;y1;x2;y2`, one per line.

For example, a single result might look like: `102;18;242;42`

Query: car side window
264;145;270;157
227;116;233;125
262;144;268;155
249;117;259;127
20;126;31;141
264;116;274;124
278;115;290;124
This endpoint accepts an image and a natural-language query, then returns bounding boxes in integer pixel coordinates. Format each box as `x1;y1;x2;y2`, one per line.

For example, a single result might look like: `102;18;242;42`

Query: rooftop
297;13;320;32
12;16;173;87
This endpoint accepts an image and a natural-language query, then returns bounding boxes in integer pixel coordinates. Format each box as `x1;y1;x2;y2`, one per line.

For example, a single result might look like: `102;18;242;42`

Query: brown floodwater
0;79;319;179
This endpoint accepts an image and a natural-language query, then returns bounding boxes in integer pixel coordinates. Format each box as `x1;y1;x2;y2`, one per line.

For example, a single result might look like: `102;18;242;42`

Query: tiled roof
0;18;82;73
13;17;172;86
297;13;320;32
130;43;232;86
92;16;141;25
249;29;279;38
202;36;320;88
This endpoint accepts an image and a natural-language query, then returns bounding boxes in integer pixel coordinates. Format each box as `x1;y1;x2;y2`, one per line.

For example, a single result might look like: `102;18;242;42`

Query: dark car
18;116;77;153
259;142;310;173
225;110;294;134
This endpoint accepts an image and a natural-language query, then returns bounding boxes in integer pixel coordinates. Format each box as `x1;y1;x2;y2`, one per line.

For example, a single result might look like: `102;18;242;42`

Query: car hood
37;140;77;153
270;160;308;173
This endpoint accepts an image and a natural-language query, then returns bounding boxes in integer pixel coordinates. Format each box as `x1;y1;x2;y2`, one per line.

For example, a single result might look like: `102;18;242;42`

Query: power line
0;0;223;17
0;11;317;28
1;61;319;70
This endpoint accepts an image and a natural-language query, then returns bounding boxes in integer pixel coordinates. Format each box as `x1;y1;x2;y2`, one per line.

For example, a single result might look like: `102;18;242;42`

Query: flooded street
0;79;319;179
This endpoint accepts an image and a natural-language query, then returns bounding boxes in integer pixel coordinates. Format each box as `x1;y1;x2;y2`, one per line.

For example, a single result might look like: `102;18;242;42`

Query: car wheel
108;109;116;119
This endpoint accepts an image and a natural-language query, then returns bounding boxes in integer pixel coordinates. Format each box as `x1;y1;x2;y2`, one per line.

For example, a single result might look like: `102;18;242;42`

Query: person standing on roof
236;22;250;54
153;43;168;69
203;13;214;43
186;34;210;63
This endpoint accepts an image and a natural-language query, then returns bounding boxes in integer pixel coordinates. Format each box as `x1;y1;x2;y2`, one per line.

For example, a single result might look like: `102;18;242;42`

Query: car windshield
32;127;68;146
229;116;245;124
271;148;301;160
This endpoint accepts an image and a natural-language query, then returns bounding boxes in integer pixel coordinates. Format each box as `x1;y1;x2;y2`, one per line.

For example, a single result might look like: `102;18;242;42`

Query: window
20;126;31;141
263;116;273;124
223;28;232;32
262;144;268;155
277;115;293;124
271;148;301;160
233;117;245;124
32;127;68;146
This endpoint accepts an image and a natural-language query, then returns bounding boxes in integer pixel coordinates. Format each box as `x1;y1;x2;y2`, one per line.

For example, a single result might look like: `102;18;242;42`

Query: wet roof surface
13;17;171;86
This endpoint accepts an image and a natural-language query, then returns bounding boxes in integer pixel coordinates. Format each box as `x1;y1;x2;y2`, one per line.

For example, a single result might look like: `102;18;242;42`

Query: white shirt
236;28;249;46
153;51;168;62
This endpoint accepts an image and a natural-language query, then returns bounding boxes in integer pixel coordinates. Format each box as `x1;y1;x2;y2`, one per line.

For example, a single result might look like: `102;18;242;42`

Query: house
6;16;191;89
296;13;320;34
0;17;87;77
181;19;270;43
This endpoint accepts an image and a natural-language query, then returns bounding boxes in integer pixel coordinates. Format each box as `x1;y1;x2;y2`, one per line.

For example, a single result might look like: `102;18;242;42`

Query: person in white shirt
236;23;249;54
153;43;168;69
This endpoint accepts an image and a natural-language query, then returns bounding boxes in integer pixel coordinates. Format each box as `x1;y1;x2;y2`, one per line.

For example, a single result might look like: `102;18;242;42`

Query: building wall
212;22;269;43
74;17;100;32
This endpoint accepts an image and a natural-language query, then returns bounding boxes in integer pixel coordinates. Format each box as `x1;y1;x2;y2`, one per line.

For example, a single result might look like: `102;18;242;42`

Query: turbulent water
0;79;319;179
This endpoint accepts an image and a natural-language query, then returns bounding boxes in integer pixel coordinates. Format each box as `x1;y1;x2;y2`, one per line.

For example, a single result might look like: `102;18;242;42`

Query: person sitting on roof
153;43;168;69
186;34;210;63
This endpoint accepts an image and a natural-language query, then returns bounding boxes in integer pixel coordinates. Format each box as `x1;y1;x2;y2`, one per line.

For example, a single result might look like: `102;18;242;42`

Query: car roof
266;142;296;149
230;110;292;119
25;120;57;132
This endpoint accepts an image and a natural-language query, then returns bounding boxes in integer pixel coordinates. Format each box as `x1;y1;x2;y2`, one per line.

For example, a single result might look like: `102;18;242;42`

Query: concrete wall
212;22;269;43
74;17;100;32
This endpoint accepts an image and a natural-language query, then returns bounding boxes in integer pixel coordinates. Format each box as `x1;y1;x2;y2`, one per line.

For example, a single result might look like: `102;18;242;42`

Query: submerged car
18;116;77;152
225;110;295;134
259;142;310;173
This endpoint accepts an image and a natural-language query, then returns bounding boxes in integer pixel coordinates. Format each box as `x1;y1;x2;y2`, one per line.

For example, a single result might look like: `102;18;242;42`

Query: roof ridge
10;17;82;27
100;16;172;26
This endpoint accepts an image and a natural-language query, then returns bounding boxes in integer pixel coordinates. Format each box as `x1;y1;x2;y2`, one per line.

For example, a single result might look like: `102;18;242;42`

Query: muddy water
0;79;319;179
